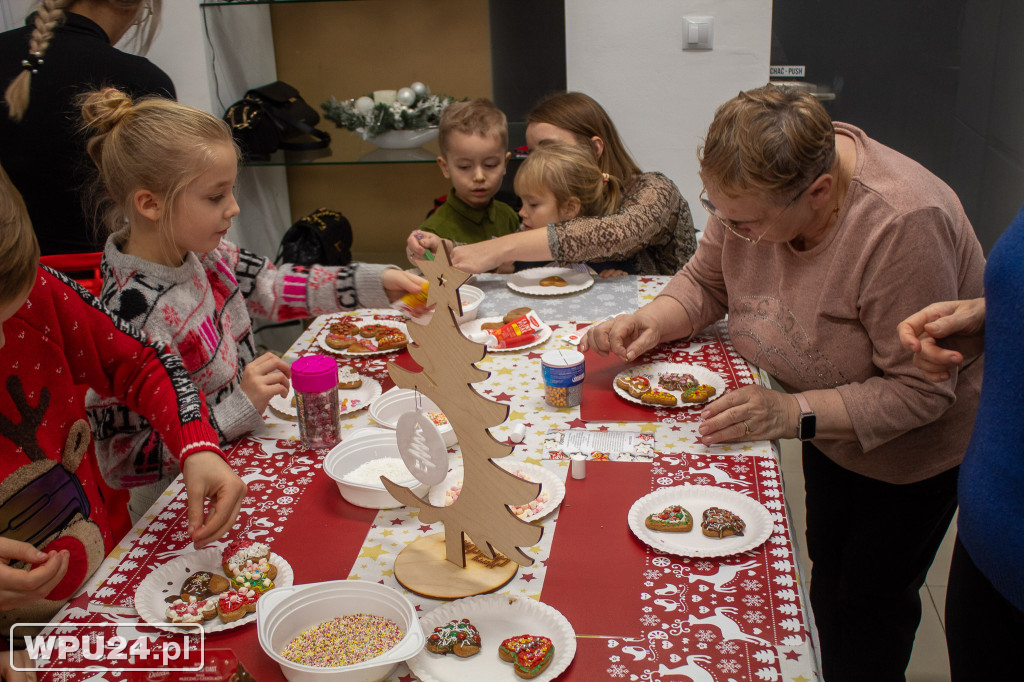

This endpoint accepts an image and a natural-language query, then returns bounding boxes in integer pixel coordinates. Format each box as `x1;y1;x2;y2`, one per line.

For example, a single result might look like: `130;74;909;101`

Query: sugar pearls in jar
291;355;341;448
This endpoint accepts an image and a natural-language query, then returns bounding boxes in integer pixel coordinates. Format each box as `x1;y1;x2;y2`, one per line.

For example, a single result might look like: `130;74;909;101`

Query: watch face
799;413;817;441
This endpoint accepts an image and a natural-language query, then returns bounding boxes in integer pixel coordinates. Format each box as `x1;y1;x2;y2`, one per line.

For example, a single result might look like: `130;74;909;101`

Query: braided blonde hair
514;142;622;219
4;0;161;122
4;0;72;122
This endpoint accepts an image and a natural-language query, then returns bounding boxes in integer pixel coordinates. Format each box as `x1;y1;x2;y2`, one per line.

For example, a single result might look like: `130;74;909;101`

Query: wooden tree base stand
394;532;518;600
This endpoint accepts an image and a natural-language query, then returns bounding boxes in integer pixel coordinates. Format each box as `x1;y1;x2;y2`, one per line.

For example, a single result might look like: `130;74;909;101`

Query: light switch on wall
683;16;714;51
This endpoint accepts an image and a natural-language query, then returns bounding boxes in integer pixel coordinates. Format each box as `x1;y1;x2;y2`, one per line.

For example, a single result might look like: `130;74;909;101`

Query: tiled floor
779;438;956;682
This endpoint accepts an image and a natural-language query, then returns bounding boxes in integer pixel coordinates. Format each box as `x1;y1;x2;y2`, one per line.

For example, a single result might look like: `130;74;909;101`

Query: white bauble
397;87;417;106
354;96;375;115
410;81;429;98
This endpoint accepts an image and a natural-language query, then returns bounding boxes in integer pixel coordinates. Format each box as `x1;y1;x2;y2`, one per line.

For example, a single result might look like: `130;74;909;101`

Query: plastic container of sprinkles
291;355;340;449
257;579;423;681
541;349;585;408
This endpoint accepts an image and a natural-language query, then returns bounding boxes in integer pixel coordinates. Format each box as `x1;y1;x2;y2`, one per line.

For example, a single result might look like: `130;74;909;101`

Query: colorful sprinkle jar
291;355;340;449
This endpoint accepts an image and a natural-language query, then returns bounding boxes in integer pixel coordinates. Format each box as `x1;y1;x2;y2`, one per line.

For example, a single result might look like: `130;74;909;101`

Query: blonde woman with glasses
583;84;986;682
0;0;171;256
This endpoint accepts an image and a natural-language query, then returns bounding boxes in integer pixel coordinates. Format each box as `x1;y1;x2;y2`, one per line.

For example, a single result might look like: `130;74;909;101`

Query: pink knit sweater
661;123;986;484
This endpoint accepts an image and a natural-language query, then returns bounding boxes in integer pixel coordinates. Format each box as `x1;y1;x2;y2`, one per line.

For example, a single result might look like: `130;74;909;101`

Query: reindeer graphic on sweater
0;376;105;631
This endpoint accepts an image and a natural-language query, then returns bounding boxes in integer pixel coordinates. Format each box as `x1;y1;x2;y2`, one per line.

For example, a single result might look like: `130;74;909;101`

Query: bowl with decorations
369;387;456;446
322;83;458;149
257;579;424;681
324;428;431;509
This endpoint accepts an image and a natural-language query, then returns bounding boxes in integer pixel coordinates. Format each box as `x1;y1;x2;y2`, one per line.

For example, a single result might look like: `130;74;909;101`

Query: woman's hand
897;298;986;381
381;269;428;303
405;230;445;266
580;310;663;362
0;538;68;610
450;240;502;274
697;385;799;444
239;352;290;414
182;451;247;549
597;268;629;278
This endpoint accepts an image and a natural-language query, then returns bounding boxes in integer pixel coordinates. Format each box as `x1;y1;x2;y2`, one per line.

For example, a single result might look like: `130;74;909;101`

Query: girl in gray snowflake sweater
80;89;425;518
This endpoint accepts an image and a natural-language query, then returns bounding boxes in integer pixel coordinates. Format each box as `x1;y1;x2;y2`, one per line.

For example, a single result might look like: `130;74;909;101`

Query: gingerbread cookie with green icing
499;634;554;679
232;565;274;593
645;504;693;532
425;618;482;657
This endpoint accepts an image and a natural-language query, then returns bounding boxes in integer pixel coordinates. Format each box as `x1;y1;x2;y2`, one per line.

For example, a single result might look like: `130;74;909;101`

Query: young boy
412;98;519;253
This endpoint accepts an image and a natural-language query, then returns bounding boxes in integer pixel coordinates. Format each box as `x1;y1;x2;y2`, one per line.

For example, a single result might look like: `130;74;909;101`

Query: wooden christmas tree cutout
382;244;543;598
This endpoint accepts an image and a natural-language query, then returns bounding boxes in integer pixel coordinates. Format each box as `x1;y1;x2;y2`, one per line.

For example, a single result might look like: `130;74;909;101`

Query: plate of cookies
627;485;773;558
429;461;565;522
407;594;576;682
135;540;293;633
613;362;726;407
507;266;594;296
316;314;410;356
269;367;382;419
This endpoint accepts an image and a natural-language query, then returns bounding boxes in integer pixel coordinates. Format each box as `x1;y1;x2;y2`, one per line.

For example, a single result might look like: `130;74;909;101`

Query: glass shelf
243;131;441;167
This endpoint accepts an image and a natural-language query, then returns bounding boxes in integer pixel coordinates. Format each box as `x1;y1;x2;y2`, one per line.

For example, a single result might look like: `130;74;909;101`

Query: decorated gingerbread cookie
221;539;271;576
499;634;555;679
640;389;677;406
681;383;717;403
232;564;274;593
425;618;482;657
329;321;359;336
701;506;746;538
216;587;259;623
166;596;216;624
180;570;230;601
645;505;693;532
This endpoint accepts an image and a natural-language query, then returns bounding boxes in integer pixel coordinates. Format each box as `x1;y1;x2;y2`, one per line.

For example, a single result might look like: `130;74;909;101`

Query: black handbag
276;208;353;267
224;81;330;161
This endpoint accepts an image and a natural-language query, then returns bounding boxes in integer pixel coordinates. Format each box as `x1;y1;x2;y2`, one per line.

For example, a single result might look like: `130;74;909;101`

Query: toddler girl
78;88;425;519
513;142;628;277
0;161;245;633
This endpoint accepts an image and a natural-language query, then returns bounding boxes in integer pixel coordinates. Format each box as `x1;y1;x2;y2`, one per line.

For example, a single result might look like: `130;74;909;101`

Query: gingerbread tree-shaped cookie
381;245;542;569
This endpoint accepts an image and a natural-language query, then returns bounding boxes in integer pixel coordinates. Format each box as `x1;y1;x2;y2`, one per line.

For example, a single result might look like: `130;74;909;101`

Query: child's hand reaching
182;451;247;548
382;269;429;303
240;352;290;414
0;538;69;610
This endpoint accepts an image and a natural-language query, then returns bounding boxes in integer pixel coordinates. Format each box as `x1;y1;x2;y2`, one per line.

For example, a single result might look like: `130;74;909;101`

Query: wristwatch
794;393;816;441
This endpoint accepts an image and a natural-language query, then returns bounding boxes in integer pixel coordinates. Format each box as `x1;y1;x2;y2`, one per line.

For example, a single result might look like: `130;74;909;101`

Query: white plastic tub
323;429;430;508
368;388;456;447
257;580;423;682
405;284;484;326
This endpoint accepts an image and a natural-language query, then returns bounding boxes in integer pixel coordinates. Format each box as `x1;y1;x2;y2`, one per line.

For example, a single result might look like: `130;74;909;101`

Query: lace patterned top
546;172;696;275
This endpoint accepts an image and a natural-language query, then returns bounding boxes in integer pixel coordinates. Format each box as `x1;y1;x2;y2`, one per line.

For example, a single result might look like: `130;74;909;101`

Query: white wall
565;0;773;230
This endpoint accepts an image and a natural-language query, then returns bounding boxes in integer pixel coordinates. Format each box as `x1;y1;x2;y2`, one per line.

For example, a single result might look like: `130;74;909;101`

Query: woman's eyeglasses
699;174;821;245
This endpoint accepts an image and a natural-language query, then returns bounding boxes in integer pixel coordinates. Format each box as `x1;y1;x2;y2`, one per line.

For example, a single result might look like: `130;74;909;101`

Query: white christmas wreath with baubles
322;82;458;138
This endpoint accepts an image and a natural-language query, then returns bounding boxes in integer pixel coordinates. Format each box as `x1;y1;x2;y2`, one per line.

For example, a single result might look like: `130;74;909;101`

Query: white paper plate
269;377;382;419
459;317;552;352
428;462;565;522
407;594;576;682
613;362;726;407
135;547;293;633
506;266;594;296
627;485;773;558
315;314;409;357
